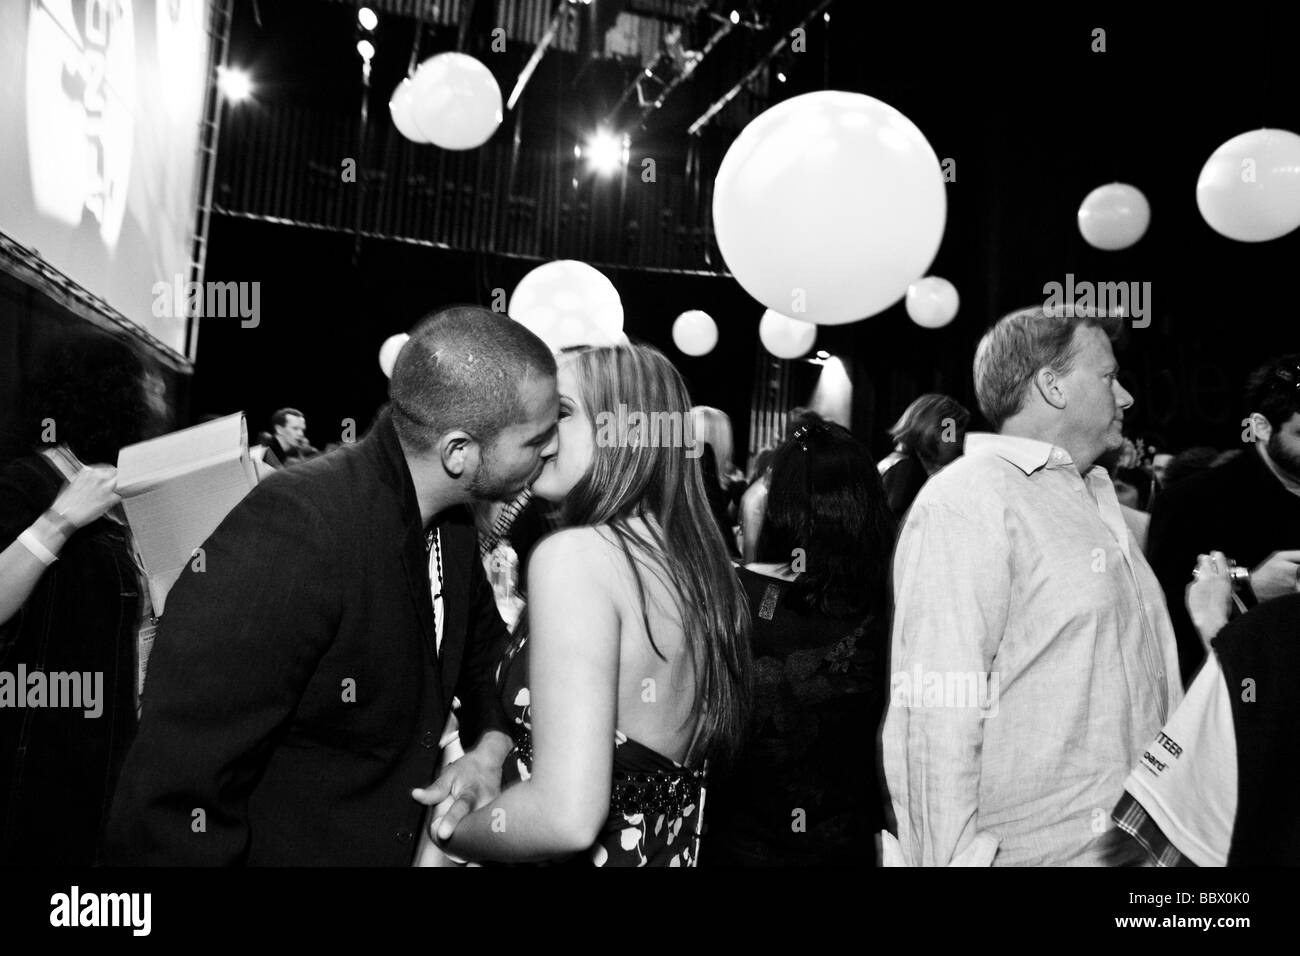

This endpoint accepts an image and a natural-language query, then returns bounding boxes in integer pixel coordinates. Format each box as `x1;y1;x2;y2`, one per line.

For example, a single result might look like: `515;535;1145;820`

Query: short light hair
390;305;556;454
973;307;1120;430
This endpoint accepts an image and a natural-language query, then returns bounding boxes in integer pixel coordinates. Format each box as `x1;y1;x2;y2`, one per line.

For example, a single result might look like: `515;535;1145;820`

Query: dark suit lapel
438;518;471;704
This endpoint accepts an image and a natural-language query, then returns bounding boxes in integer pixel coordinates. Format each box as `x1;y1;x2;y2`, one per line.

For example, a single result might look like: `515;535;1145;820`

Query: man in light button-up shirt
882;307;1183;866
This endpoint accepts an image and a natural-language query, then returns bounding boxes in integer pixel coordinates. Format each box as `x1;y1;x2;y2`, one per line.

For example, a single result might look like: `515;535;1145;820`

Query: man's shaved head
390;305;556;454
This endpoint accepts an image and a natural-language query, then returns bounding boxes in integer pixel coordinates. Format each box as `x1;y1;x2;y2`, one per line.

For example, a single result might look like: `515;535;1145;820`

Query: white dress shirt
882;433;1183;866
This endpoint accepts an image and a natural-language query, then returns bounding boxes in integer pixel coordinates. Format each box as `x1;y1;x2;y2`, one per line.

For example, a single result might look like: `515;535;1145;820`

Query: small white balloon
409;53;503;151
389;77;430;143
759;310;816;360
509;260;624;352
1197;128;1300;242
379;333;409;379
672;310;718;356
1077;183;1150;250
905;276;960;329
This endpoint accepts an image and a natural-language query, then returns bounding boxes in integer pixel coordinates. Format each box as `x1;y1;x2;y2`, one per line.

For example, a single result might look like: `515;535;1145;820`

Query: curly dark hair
758;421;896;619
22;332;161;464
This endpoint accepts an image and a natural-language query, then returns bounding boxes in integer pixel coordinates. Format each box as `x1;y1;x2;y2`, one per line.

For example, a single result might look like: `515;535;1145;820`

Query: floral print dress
497;635;705;867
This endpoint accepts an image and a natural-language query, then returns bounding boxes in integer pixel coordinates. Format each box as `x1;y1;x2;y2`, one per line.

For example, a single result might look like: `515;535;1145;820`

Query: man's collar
964;432;1077;476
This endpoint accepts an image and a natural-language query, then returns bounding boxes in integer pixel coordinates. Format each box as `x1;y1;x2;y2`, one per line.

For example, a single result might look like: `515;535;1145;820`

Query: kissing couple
106;305;752;867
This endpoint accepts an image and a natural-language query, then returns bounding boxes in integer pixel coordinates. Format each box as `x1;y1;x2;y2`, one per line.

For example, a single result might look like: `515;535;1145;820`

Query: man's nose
540;431;559;460
1115;380;1135;410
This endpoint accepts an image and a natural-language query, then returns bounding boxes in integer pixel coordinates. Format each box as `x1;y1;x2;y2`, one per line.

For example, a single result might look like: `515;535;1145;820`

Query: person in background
876;394;971;519
738;447;774;563
1147;353;1300;686
0;332;167;866
883;306;1181;866
1112;552;1300;866
691;406;746;557
265;407;317;466
706;421;894;866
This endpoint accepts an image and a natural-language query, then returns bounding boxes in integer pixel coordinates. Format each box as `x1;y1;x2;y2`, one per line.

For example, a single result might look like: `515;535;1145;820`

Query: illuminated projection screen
0;0;211;359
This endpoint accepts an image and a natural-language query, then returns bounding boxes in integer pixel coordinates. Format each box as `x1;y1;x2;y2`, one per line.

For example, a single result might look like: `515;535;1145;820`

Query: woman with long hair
705;420;896;865
877;393;970;519
417;344;752;866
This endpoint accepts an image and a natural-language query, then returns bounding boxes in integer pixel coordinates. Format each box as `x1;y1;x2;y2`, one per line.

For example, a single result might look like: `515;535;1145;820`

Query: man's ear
1249;412;1273;443
1033;367;1067;410
439;430;477;478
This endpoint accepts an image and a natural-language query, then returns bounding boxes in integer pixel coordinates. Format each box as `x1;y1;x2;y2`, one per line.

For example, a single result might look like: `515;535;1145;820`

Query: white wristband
18;528;59;565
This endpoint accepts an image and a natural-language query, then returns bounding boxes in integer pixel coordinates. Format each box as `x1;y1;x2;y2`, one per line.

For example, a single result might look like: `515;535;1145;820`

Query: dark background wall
6;2;1297;466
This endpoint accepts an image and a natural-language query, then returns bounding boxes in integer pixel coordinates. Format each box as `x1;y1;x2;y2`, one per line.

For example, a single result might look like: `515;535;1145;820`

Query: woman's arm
437;529;619;863
0;466;120;626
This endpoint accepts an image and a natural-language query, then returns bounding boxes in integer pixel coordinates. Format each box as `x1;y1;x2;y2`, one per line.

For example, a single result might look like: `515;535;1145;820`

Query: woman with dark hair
0;331;167;865
877;393;971;519
417;344;752;866
705;421;895;866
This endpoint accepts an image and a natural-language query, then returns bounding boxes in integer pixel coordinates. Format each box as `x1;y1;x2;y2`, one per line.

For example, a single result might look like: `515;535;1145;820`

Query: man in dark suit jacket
105;306;560;865
1147;353;1300;686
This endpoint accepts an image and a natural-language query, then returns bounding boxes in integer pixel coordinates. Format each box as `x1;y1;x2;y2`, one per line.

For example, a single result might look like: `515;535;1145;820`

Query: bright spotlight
729;10;740;25
815;350;830;360
776;70;787;83
216;66;252;102
358;7;378;31
357;38;375;61
584;129;625;175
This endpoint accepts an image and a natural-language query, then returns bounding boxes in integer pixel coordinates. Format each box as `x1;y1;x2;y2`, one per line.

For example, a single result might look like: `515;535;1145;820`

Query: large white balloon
389;77;430;143
906;276;960;328
759;310;816;360
1077;183;1150;250
1197;128;1300;242
409;53;503;151
509;260;624;352
672;310;718;356
713;91;946;326
379;333;409;379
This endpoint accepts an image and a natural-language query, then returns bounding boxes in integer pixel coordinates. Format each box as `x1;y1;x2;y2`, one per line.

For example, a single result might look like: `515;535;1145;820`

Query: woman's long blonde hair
558;346;752;768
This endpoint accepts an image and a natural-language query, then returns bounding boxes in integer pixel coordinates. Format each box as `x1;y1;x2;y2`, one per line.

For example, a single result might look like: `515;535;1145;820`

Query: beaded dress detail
497;634;705;867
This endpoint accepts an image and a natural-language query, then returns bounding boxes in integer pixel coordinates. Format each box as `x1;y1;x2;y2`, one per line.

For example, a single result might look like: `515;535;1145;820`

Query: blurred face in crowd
1263;411;1300;481
1151;453;1173;485
276;414;307;450
531;357;594;503
1059;324;1133;465
469;373;559;502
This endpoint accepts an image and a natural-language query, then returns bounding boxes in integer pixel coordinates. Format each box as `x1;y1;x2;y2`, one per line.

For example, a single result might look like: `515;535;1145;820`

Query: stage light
216;66;252;102
584;129;626;175
730;10;741;24
573;144;582;158
776;70;787;83
815;350;830;360
824;12;831;22
357;39;375;62
357;7;378;31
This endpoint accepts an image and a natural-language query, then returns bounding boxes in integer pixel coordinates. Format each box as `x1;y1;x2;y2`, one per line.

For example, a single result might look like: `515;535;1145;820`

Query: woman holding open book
0;331;166;866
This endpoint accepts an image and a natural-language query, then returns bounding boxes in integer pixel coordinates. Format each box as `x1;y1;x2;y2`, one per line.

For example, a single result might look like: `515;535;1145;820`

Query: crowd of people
2;305;1298;867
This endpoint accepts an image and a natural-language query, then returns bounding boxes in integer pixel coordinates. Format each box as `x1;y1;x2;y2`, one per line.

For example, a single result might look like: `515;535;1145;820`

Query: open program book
116;412;269;618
